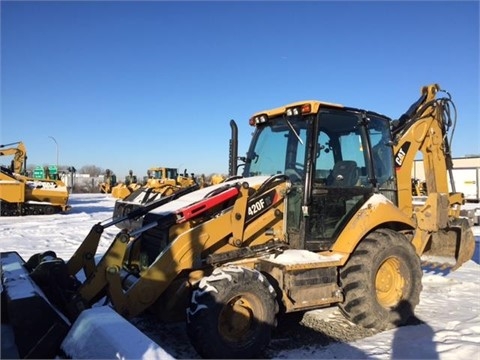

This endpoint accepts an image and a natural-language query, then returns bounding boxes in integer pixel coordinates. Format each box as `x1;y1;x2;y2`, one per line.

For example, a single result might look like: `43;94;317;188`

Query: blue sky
1;1;479;179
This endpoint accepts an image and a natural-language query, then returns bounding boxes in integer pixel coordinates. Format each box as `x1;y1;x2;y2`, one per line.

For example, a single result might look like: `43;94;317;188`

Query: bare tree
79;165;103;177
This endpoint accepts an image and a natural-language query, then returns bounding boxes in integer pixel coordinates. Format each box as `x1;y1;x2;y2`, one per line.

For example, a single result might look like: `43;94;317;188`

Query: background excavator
0;141;70;216
1;84;474;359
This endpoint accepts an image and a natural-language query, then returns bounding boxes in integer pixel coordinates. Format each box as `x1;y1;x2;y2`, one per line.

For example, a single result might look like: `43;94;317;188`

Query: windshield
166;168;178;179
242;108;394;191
243;117;307;177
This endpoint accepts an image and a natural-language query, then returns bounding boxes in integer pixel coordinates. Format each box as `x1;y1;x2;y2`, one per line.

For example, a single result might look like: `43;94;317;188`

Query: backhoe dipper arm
392;84;457;217
391;84;474;268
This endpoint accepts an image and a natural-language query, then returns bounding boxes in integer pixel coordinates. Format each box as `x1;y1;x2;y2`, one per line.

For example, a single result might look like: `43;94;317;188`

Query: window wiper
286;118;304;145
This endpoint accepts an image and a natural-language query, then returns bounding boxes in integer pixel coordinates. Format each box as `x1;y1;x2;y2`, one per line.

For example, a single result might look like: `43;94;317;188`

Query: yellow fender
332;193;415;260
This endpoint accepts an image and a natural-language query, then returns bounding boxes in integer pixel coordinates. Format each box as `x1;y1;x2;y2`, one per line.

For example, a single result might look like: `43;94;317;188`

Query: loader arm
17;176;286;323
66;184;201;278
76;177;288;318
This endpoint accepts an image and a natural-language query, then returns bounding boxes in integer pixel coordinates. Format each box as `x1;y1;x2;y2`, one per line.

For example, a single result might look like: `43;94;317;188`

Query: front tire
186;266;278;359
339;229;422;330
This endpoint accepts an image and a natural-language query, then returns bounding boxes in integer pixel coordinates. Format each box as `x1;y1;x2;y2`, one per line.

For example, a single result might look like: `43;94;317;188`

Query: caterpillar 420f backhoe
1;84;474;358
0;141;70;216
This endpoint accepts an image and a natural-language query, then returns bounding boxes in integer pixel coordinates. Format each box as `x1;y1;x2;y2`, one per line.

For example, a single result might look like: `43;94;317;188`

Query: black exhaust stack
229;120;238;177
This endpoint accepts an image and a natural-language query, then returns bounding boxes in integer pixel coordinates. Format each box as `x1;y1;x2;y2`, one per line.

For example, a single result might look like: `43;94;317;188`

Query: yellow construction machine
139;167;194;198
0;141;28;175
194;173;227;188
0;141;70;216
141;167;197;196
99;169;118;194
111;167;193;200
110;170;141;199
1;84;474;358
111;167;198;229
412;177;427;196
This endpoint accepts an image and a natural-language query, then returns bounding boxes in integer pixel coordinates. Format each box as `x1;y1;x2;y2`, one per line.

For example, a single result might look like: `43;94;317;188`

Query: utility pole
48;136;59;169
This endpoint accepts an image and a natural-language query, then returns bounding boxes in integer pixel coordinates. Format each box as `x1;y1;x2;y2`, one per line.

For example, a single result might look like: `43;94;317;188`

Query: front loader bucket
1;252;173;359
1;251;70;358
421;218;475;271
61;306;174;359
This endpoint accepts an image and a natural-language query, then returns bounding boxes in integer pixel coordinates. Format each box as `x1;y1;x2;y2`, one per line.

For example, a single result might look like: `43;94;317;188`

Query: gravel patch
132;306;383;359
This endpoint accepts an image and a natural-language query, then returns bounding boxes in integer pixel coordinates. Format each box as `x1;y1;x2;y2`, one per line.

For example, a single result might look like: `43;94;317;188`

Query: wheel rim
219;294;256;342
375;257;405;307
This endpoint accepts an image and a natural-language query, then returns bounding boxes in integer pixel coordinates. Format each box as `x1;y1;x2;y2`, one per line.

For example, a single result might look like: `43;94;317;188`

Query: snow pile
62;307;174;360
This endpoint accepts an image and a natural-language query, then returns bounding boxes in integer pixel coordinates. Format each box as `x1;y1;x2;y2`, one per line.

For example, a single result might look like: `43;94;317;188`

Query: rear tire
186;266;278;359
339;229;422;330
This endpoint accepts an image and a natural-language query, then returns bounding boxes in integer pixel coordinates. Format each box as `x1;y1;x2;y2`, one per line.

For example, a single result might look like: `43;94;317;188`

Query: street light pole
48;136;59;169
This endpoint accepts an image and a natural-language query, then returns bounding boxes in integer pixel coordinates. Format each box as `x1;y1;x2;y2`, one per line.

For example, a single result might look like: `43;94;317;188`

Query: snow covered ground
1;193;479;359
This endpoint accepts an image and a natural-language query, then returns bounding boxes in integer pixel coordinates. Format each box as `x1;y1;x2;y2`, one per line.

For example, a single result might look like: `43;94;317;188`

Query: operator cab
242;102;396;251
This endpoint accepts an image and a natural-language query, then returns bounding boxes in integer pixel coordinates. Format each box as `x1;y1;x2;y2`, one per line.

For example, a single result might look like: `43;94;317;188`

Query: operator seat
328;160;359;187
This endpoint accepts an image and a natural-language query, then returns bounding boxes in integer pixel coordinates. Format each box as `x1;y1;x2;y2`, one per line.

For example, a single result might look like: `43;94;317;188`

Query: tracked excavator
1;84;474;359
0;141;70;216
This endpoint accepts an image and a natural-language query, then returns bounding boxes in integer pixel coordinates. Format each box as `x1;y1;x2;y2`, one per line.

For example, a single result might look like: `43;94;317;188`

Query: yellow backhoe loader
1;84;474;358
0;141;70;216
